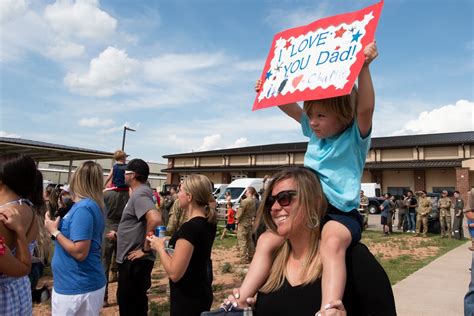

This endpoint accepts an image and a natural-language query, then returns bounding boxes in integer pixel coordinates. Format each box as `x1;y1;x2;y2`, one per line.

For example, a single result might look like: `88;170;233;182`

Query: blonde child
104;150;128;191
220;202;236;240
235;42;378;314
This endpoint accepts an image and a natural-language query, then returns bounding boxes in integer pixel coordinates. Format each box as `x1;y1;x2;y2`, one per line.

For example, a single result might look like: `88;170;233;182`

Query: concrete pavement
392;241;471;316
365;213;471;315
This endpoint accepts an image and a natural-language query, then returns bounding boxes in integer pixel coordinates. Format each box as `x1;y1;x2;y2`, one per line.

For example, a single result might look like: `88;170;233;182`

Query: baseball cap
126;159;149;179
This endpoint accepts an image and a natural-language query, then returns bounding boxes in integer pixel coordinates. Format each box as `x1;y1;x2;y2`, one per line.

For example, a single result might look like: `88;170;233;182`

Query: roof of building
0;137;114;162
162;159;463;173
163;131;474;158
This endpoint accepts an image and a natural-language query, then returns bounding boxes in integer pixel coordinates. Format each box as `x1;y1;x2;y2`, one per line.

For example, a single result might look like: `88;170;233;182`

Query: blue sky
1;0;473;162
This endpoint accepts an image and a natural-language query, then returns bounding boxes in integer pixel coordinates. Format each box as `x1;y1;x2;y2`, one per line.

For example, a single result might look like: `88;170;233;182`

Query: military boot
469;240;474;251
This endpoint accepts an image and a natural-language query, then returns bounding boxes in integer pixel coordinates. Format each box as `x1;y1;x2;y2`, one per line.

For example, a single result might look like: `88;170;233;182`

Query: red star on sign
334;27;346;38
335;45;341;50
284;40;292;49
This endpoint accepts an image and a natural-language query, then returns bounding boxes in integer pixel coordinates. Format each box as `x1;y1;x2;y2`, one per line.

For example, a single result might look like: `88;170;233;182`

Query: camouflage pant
416;214;428;235
237;225;255;260
440;214;452;237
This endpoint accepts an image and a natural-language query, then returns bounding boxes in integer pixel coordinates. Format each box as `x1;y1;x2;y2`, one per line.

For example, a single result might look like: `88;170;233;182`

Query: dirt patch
365;236;439;260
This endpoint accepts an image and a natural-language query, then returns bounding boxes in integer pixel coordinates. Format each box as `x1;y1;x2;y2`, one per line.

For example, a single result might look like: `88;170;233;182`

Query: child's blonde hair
114;150;126;162
303;86;358;127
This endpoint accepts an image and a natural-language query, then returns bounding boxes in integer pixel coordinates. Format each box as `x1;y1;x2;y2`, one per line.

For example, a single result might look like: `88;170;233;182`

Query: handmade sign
253;1;383;111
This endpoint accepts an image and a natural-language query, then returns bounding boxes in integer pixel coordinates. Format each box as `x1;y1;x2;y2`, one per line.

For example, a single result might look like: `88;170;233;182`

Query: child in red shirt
220;202;236;240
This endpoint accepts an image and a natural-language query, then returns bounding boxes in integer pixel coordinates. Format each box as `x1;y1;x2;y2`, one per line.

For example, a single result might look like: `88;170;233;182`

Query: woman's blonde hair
303;86;358;127
257;167;327;293
70;161;105;211
181;174;217;224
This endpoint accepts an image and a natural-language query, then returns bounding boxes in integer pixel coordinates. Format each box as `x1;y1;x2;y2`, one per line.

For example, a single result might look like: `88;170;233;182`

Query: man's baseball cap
126;159;149;179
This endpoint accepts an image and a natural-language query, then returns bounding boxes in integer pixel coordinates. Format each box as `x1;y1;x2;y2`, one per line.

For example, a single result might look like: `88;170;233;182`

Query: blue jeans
407;212;416;231
465;253;474;316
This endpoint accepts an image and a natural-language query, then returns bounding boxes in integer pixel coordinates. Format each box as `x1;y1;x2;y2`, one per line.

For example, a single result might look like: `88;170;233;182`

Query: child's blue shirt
301;113;371;212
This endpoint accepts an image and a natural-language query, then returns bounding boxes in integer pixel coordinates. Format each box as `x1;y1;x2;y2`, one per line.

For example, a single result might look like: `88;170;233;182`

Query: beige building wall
255;154;288;165
200;157;223;167
425;169;456;191
424;146;459;160
380;148;414;161
229;155;249;166
174;157;195;167
294;153;305;164
361;170;372;183
382;170;415;192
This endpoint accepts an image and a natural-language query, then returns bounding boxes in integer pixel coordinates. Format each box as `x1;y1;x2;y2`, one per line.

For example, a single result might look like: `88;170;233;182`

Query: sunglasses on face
265;190;297;210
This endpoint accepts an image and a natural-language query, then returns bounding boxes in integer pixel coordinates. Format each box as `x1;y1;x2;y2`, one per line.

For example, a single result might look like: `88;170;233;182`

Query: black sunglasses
265;190;297;210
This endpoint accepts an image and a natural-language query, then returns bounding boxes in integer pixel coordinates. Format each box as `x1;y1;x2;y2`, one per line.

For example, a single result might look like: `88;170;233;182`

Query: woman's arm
44;211;91;262
356;42;378;138
149;236;193;282
0;208;32;276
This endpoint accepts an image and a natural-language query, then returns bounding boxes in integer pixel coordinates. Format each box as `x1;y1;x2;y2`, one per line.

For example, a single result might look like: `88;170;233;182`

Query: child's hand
363;41;378;66
255;79;263;93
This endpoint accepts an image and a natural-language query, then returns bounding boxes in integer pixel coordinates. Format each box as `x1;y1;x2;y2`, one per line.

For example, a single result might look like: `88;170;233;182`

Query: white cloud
232;137;250;148
392;100;474;135
198;134;222;151
47;39;85;59
44;0;117;41
0;0;28;24
64;46;140;97
78;117;114;127
0;131;21;138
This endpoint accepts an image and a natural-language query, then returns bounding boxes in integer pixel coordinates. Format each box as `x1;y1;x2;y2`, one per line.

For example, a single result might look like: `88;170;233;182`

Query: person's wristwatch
51;231;61;240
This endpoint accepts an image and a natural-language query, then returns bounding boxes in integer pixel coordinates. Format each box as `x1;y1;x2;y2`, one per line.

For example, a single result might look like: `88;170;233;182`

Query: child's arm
255;80;303;123
236;231;285;306
104;167;113;188
356;41;378;138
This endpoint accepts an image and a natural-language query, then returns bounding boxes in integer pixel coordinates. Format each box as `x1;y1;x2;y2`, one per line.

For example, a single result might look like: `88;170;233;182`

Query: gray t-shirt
116;184;156;263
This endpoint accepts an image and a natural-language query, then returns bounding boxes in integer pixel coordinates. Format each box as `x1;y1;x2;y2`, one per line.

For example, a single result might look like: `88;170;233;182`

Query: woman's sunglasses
265;190;297;210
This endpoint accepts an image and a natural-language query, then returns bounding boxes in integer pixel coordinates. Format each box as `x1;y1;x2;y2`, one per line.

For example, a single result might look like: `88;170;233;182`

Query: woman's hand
0;207;25;235
316;300;346;316
146;234;167;252
44;212;60;234
363;41;378;66
127;249;146;261
224;288;255;309
105;230;117;241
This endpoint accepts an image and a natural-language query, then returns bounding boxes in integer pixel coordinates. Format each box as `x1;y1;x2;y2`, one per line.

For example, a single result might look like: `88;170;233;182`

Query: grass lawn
361;230;467;285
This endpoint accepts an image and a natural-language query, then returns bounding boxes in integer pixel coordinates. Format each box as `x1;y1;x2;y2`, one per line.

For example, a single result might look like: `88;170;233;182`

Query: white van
216;178;263;215
213;184;228;198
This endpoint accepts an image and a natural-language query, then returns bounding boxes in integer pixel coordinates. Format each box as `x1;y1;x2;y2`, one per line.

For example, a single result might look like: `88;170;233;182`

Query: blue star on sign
351;31;362;43
266;70;272;80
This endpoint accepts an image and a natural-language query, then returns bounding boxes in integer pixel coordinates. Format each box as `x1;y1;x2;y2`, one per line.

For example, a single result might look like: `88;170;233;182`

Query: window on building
387;187;410;198
432;187;455;196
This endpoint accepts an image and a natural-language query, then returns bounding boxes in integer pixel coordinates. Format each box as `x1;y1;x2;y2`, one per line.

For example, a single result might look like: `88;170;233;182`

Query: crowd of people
0;38;467;316
366;189;469;240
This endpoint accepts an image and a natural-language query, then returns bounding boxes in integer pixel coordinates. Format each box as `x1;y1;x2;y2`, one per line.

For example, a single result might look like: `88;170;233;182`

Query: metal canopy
0;137;114;162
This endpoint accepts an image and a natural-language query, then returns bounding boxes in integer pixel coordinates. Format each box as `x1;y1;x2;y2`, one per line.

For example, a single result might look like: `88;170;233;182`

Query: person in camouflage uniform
438;190;452;238
359;190;369;230
236;186;257;263
416;191;432;237
166;198;189;236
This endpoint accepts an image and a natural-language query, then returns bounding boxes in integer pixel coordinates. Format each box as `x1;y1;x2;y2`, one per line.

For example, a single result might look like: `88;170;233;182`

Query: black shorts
225;223;236;231
380;216;388;225
322;203;363;245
